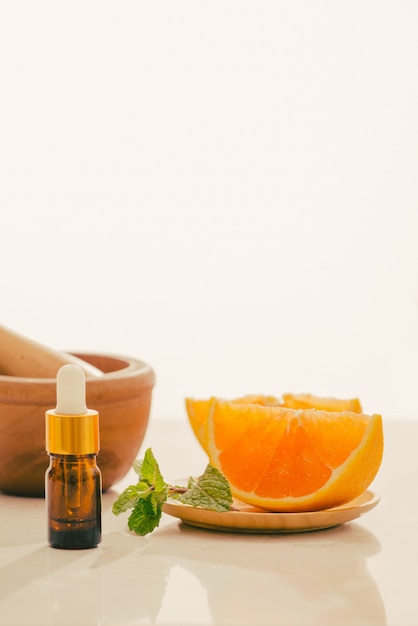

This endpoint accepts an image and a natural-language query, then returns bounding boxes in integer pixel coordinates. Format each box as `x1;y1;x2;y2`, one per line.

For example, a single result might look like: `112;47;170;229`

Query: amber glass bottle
46;454;102;549
46;365;102;549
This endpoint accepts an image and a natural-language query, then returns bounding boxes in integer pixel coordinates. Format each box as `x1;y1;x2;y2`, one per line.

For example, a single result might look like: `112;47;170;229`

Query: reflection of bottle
45;364;102;549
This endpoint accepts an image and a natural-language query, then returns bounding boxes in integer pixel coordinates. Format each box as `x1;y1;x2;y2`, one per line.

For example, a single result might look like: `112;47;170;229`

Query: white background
1;1;417;420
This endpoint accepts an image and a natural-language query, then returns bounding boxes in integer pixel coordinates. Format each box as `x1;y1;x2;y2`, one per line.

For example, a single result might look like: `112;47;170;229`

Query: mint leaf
112;481;154;515
170;464;233;512
112;449;233;536
132;459;143;477
113;448;167;534
134;448;165;492
128;497;163;536
149;487;167;515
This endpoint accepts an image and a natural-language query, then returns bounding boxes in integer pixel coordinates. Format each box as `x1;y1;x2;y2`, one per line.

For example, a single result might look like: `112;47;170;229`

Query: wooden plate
162;489;380;534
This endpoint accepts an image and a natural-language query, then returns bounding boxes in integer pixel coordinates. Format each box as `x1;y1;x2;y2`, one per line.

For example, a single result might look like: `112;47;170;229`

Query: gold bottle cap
46;409;99;455
45;365;100;455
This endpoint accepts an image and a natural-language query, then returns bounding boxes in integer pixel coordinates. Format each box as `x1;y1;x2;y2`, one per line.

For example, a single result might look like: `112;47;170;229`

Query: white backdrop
1;2;417;420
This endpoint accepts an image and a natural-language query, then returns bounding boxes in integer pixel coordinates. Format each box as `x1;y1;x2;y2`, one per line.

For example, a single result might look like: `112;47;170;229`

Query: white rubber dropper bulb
55;364;88;415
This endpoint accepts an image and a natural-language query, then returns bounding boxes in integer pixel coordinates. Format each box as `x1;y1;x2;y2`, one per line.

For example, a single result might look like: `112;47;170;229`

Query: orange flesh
211;403;374;500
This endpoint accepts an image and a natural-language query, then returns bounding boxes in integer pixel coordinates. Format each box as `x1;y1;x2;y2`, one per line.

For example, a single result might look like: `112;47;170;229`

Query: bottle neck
48;453;97;462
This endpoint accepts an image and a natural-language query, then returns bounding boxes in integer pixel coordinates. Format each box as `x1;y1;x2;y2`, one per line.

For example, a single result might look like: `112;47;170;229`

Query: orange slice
207;401;383;512
185;395;282;453
185;398;213;451
282;393;362;413
185;392;361;452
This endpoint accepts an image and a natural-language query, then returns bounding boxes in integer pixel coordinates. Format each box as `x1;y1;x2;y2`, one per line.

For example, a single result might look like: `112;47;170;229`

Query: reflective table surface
0;418;417;625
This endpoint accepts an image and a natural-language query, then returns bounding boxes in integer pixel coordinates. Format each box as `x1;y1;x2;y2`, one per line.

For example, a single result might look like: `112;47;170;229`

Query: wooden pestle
0;326;103;378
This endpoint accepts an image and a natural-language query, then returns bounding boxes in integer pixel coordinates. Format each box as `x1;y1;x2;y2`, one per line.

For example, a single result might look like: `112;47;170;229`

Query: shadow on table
0;511;386;626
139;520;387;626
81;518;386;626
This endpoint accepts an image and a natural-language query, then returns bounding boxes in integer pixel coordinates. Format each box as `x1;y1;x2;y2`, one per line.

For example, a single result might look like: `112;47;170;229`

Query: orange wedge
282;393;362;413
207;401;383;512
185;398;213;451
185;395;282;453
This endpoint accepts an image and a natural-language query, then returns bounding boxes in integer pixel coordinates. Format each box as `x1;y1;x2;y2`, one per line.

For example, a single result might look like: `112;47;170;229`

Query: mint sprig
170;465;232;512
112;448;233;535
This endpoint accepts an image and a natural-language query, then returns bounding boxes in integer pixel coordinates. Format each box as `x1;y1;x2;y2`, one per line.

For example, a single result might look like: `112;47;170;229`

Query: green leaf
112;482;154;515
149;488;167;515
128;497;164;536
112;449;233;536
171;465;233;512
138;448;166;491
132;459;143;478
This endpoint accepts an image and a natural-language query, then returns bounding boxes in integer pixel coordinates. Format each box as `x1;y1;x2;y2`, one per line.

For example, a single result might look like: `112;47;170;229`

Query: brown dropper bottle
45;364;102;549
